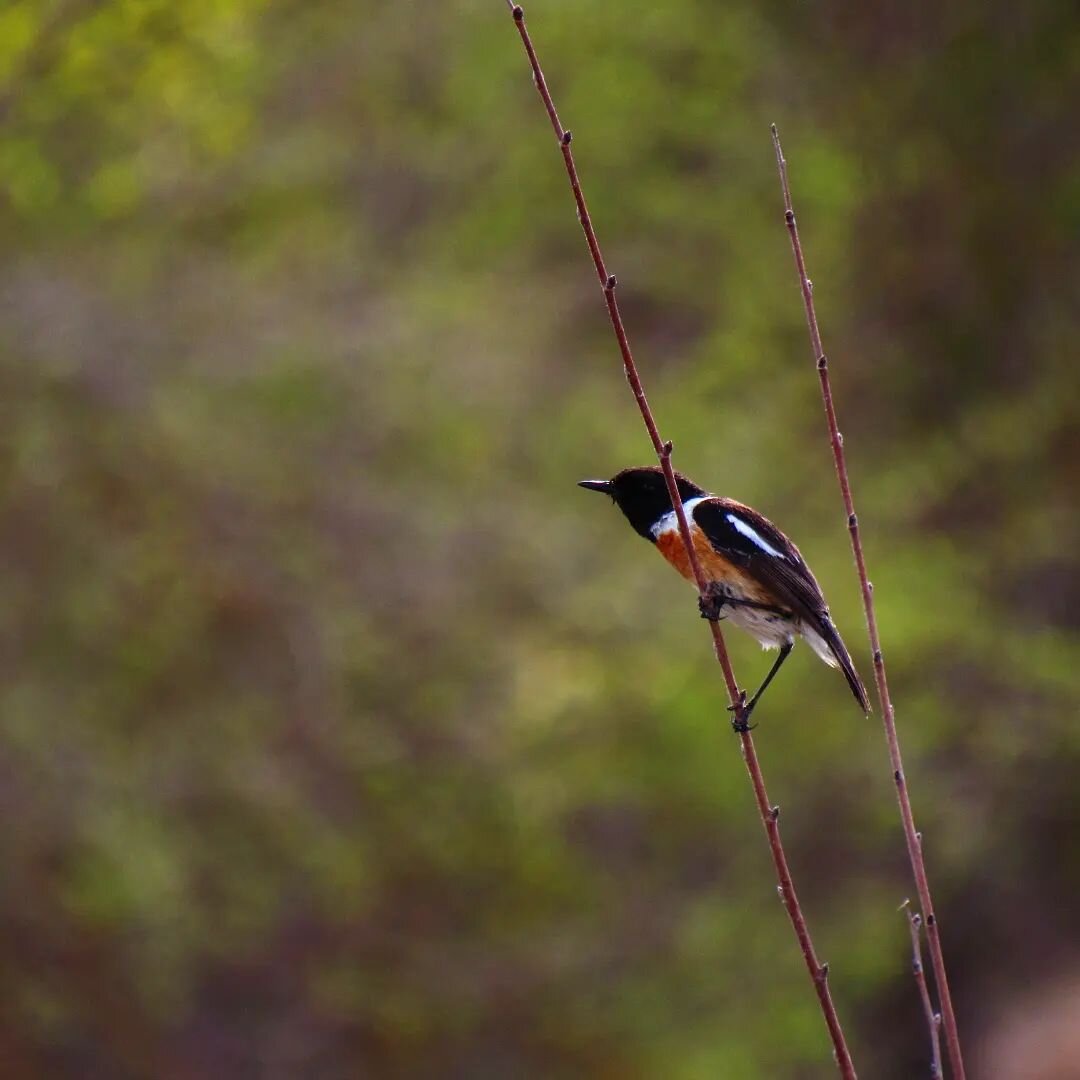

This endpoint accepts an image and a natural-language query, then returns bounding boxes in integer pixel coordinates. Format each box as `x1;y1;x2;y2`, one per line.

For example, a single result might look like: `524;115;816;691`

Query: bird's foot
700;584;788;621
727;690;756;733
698;583;728;622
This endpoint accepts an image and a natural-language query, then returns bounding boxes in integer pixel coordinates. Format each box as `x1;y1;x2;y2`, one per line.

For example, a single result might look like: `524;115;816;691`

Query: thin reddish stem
904;902;944;1078
504;6;858;1076
771;123;965;1079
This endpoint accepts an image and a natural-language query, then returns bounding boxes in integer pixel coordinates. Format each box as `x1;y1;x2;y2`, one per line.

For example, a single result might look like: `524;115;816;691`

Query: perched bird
578;466;869;726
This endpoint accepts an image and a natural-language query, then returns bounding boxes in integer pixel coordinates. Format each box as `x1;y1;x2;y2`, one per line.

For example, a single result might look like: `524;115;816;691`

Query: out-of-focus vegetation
0;1;1077;1076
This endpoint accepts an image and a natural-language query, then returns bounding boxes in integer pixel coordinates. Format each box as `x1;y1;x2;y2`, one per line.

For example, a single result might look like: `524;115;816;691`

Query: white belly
705;577;833;667
725;602;797;650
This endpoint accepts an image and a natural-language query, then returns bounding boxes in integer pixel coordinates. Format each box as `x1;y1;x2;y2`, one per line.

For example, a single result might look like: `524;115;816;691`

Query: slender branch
504;7;857;1077
771;124;966;1079
903;901;944;1078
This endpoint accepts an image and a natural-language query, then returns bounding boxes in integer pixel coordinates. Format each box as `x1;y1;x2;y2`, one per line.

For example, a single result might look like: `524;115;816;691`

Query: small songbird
578;466;869;726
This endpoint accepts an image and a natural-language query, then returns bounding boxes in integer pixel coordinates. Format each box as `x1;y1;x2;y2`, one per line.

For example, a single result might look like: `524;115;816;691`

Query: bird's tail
807;617;871;714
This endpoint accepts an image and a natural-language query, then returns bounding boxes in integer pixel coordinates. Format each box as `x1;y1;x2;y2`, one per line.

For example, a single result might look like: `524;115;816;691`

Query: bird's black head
578;466;707;540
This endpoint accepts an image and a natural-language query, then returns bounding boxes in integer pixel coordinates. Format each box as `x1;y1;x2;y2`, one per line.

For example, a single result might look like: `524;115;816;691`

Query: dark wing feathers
692;498;828;623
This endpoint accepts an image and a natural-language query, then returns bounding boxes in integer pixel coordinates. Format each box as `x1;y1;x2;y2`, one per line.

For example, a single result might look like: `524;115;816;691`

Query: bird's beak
577;479;614;494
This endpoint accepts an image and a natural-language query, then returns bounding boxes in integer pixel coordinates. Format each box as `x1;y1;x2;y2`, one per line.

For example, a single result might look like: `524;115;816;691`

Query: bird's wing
694;498;871;713
692;497;829;622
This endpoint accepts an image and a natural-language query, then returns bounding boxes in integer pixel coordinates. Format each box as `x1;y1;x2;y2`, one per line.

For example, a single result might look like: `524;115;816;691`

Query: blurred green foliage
0;1;1077;1076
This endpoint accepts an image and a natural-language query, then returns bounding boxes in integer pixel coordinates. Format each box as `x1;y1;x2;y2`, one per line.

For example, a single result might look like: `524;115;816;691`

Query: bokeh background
1;1;1078;1076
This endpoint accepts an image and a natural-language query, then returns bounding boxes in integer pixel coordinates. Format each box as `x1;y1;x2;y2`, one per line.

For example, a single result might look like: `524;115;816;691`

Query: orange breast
656;524;771;602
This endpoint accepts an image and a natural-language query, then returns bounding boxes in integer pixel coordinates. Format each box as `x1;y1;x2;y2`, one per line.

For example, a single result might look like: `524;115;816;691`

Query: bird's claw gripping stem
698;591;726;621
727;690;756;733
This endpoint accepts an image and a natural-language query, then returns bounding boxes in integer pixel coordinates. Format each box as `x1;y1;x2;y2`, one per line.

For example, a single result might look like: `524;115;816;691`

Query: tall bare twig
771;124;966;1079
903;901;944;1078
503;6;857;1076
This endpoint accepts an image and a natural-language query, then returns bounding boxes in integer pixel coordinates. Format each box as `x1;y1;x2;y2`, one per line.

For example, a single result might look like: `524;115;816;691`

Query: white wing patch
726;513;785;558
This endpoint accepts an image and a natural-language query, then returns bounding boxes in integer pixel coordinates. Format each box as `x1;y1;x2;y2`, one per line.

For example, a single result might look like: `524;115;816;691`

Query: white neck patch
650;496;708;539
